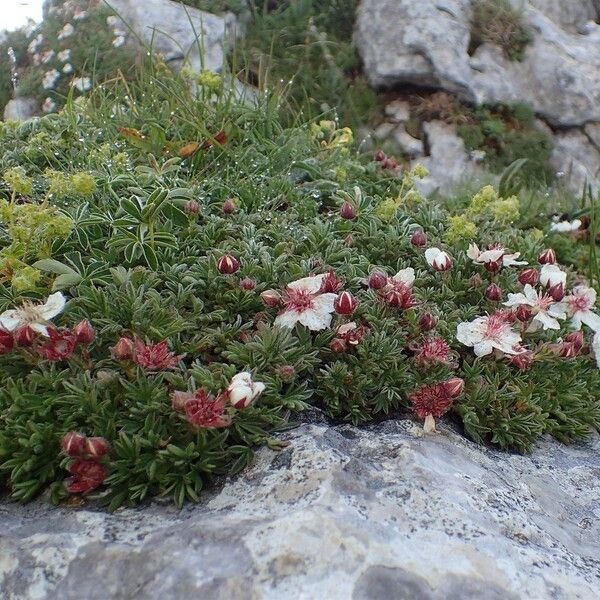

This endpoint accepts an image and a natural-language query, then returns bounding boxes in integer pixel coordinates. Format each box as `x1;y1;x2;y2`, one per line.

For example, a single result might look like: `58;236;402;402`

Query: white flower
470;149;486;163
593;331;600;368
58;23;75;40
390;267;415;287
57;49;71;62
550;218;581;233
456;312;523;357
33;53;41;66
62;63;73;74
504;284;567;331
561;285;600;332
0;292;66;336
41;50;55;64
42;97;57;113
73;9;88;21
226;372;266;409
106;15;119;27
112;36;126;48
540;264;567;288
275;274;337;331
28;34;44;54
467;244;526;269
425;247;452;271
71;77;92;92
42;69;61;90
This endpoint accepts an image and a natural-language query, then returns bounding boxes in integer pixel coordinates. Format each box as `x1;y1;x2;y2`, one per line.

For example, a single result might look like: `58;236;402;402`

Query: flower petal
40;292;66;320
287;274;325;294
392;267;415;287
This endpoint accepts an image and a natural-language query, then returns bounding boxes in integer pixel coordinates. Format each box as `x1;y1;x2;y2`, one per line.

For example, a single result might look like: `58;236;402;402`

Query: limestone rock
551;130;600;193
355;0;600;126
384;100;410;123
3;418;598;599
530;0;598;30
392;127;424;158
3;97;38;121
106;0;240;73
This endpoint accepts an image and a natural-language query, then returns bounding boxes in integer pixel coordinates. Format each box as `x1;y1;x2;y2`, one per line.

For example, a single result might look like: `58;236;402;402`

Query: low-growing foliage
0;58;599;509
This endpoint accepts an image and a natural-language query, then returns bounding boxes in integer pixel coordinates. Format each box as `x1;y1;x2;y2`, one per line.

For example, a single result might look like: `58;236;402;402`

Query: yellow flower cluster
3;167;33;196
445;215;478;244
310;120;353;149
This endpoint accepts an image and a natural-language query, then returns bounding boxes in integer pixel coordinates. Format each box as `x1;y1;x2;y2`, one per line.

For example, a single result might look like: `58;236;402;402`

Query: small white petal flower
504;284;566;331
0;292;66;336
62;63;73;74
57;49;72;62
425;247;452;271
540;264;567;288
42;97;57;113
27;34;44;54
456;312;522;357
391;267;415;287
71;77;92;92
561;285;600;332
41;49;55;64
42;69;61;90
58;23;75;40
227;372;266;409
112;35;126;48
592;331;600;368
550;219;581;233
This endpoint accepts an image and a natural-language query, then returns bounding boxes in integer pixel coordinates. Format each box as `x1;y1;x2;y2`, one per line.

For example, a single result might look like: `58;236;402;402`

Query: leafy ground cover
0;61;599;508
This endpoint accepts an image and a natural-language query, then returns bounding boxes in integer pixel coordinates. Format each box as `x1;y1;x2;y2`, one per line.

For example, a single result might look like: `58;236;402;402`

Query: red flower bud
277;365;296;382
217;254;240;274
382;158;398;170
85;436;111;458
0;328;14;354
334;291;359;315
538;248;556;265
222;198;236;214
344;234;354;246
443;377;465;398
418;312;437;332
329;337;347;353
410;229;427;248
368;270;387;290
340;201;356;220
374;150;386;162
65;459;108;494
564;331;585;352
184;200;200;215
240;277;256;291
515;305;532;322
61;431;86;456
484;258;502;273
15;325;37;347
485;283;502;302
548;283;565;301
560;342;577;358
518;268;539;286
509;351;534;371
73;319;95;345
320;271;344;293
469;273;483;289
111;336;135;360
260;289;282;308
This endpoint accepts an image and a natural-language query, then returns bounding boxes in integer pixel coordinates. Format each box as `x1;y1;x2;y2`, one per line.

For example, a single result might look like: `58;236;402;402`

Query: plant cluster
469;0;533;62
0;65;598;510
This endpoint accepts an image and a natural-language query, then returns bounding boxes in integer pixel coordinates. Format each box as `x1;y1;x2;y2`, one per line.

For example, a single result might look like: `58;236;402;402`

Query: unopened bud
223;198;236;214
334;291;359;315
260;289;282;308
418;312;437;332
485;283;502;302
217;254;240;274
518;268;539;286
368;270;388;290
410;229;427;248
340;201;356;220
538;248;556;265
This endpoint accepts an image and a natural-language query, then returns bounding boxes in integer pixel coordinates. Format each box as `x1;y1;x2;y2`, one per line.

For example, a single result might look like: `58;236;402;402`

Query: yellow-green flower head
196;70;223;90
411;164;429;179
403;189;425;205
376;197;399;222
469;184;497;216
490;196;520;223
445;214;477;244
45;169;71;198
3;167;33;196
71;172;97;197
11;265;41;293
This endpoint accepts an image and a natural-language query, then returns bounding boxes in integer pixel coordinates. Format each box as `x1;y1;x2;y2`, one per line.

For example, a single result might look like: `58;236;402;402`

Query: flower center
286;289;315;313
485;314;509;340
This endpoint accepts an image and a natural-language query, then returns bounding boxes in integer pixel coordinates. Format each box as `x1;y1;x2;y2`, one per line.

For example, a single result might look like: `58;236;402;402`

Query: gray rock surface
3;97;38;121
106;0;240;73
551;130;600;192
2;418;599;599
355;0;600;127
530;0;598;30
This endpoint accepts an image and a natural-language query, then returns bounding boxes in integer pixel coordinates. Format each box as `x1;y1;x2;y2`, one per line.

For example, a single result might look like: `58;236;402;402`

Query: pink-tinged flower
467;244;526;271
381;268;416;310
418;312;437;332
0;328;14;354
329;337;347;353
217;254;240;274
260;289;282;308
111;336;135;360
564;330;585;352
425;247;452;271
0;292;65;336
85;437;111;459
133;338;184;371
334;291;359;315
518;268;539;286
240;277;256;291
184;390;232;429
320;271;344;293
367;270;387;290
36;328;78;361
171;390;193;412
540;264;566;288
61;432;86;456
65;459;108;494
485;283;502;302
504;285;566;332
340;201;356;220
410;230;427;247
411;335;452;368
73;319;95;344
336;321;368;346
538;248;557;264
456;312;523;357
275;274;337;331
223;198;236;214
509;351;534;371
226;372;266;409
409;378;462;433
561;285;600;332
185;200;201;215
15;326;38;347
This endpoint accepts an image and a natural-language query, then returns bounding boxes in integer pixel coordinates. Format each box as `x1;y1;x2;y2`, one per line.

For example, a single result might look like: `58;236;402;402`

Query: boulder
529;0;598;30
355;0;600;127
3;97;38;121
3;417;598;599
106;0;240;73
550;130;600;193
